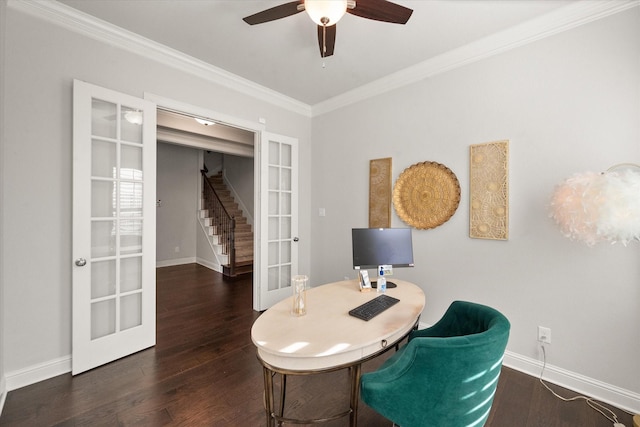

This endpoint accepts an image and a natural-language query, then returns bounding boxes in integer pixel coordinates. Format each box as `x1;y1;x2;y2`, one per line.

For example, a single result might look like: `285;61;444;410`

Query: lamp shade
550;168;640;246
304;0;347;26
549;172;604;246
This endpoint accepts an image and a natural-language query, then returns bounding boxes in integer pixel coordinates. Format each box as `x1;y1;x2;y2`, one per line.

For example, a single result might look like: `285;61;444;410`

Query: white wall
156;142;199;265
204;151;223;175
310;7;640;408
223;153;255;223
2;4;311;382
0;0;7;411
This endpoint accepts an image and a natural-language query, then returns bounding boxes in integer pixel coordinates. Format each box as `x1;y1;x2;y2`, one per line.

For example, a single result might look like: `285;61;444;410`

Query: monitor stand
371;281;397;289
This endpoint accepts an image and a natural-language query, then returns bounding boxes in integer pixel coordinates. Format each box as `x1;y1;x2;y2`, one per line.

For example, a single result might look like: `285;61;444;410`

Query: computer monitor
351;228;414;285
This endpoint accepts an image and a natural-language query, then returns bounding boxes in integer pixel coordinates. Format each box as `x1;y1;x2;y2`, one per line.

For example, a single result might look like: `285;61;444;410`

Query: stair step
222;262;253;277
235;245;253;254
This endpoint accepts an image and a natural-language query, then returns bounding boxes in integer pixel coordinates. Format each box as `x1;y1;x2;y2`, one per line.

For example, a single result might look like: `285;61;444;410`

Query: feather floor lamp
552;164;640;424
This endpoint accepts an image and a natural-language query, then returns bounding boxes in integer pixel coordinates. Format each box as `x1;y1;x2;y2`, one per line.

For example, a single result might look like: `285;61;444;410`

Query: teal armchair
360;300;510;427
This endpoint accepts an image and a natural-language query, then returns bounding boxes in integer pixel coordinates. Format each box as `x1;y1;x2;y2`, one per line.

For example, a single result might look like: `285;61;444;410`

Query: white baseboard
5;355;71;392
415;322;640;414
155;257;197;268
503;350;640;414
156;258;223;273
196;257;221;273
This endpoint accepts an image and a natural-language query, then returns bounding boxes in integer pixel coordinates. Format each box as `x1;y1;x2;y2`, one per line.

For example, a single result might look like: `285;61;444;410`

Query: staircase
200;172;253;277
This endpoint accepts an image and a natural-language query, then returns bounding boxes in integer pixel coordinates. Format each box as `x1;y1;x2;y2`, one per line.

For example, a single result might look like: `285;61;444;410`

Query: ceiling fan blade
347;0;413;24
243;1;304;25
317;24;336;57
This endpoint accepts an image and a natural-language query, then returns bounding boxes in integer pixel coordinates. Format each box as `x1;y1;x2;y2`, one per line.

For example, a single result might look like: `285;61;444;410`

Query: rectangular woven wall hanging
369;157;392;228
469;140;509;240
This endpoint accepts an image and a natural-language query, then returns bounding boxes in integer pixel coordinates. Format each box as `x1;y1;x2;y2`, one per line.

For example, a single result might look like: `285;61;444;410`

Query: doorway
154;108;256;301
146;93;301;311
155;142;254;275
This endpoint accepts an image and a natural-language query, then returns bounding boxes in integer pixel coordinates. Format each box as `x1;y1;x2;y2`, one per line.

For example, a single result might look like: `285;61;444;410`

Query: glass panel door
72;80;156;375
258;132;299;310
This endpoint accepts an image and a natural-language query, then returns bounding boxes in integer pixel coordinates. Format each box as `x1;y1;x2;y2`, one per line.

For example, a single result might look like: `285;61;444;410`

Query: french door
256;132;299;311
72;80;157;375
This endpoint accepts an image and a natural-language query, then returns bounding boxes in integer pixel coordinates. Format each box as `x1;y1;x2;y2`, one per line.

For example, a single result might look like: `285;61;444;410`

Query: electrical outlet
538;326;551;344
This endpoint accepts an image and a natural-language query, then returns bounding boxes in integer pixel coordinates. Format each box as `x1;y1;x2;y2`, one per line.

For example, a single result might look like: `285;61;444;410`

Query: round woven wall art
393;161;461;229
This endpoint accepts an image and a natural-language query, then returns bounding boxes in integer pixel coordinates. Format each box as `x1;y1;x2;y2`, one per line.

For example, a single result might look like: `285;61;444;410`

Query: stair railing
201;170;236;277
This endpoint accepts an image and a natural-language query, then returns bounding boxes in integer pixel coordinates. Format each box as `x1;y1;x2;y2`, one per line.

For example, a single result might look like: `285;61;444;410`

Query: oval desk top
251;279;425;372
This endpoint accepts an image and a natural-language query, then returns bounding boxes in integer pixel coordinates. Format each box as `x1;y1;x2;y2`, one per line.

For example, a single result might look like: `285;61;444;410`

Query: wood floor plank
0;264;634;426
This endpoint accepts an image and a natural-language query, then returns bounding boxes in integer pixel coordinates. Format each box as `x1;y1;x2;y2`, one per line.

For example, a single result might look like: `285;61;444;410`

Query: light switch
319;208;326;217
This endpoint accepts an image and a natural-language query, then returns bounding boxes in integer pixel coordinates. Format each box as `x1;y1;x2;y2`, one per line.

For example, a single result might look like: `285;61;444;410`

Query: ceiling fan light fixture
304;0;347;26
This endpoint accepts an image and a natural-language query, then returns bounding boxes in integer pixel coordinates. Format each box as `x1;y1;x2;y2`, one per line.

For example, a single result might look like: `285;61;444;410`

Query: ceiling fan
243;0;413;58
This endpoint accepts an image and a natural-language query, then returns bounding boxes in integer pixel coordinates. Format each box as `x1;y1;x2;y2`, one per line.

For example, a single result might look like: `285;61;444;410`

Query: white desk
251;279;425;427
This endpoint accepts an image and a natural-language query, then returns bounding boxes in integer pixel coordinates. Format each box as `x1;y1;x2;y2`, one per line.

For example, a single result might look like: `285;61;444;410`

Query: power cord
539;344;633;427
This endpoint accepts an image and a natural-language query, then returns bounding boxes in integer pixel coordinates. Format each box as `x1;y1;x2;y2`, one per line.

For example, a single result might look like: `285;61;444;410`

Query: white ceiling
56;0;578;106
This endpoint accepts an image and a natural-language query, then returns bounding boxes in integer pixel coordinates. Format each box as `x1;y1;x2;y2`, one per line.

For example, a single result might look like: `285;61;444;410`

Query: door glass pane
281;144;291;167
91;180;116;218
121;145;143;180
268;217;279;240
120;219;142;254
120;257;142;292
268;242;279;265
120;182;143;218
269;191;279;215
281;168;291;191
281;217;291;239
281;265;291;287
282;241;291;263
120;293;142;331
92;220;116;258
268;267;279;291
91;299;116;340
91;99;117;139
91;260;116;299
92;140;116;178
269;140;279;164
281;192;291;215
269;166;279;190
121;106;143;144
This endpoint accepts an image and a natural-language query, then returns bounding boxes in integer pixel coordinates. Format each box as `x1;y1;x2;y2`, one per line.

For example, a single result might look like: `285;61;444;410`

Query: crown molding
7;0;313;118
7;0;639;118
312;0;640;116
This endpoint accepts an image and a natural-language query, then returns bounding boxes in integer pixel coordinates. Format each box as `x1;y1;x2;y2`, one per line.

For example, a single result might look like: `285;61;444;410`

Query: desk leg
263;367;275;427
279;374;287;419
349;364;362;427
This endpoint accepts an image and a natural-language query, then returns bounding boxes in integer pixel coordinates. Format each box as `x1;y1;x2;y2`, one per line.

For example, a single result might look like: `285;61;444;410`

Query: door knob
75;258;87;267
293;237;299;242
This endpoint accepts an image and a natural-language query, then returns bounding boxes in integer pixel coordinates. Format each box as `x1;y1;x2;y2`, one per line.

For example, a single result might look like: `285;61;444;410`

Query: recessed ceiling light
195;117;215;126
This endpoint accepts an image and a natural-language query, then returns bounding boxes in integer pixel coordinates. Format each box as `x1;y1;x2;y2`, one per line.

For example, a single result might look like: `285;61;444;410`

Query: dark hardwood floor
0;264;634;426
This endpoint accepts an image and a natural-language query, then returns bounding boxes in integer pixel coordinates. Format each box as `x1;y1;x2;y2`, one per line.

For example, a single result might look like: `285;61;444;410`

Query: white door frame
143;93;266;311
